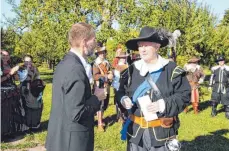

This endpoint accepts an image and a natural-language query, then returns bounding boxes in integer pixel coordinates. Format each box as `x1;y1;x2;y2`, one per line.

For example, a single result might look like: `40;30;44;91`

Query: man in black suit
45;22;103;151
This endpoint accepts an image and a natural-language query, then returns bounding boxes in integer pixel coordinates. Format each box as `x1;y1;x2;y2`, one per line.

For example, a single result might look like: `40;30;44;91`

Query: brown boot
98;125;104;132
192;103;199;114
184;107;189;113
194;107;199;114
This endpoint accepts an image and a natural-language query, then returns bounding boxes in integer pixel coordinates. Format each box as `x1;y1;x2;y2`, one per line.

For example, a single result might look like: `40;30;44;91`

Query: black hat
125;26;169;50
216;55;225;62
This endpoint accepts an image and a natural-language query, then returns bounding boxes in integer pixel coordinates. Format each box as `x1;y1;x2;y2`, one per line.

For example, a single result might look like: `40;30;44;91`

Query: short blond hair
68;22;95;47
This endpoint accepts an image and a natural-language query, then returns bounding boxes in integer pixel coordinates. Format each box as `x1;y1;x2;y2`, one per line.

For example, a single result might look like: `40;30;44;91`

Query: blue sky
1;0;229;26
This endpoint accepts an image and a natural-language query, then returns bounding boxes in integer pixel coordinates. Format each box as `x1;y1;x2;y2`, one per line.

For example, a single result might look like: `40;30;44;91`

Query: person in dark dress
45;22;102;151
19;54;45;130
119;26;191;151
1;50;22;137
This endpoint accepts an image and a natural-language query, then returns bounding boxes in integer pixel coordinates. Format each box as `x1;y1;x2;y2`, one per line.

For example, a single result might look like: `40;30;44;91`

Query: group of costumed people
1;50;45;139
92;28;229;151
91;43;142;131
183;55;229;119
44;22;228;151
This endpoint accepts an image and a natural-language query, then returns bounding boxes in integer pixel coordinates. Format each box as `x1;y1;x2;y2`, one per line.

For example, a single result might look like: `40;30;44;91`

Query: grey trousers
128;129;166;151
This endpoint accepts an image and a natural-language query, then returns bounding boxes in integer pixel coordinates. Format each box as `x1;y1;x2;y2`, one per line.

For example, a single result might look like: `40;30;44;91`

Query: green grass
1;67;229;151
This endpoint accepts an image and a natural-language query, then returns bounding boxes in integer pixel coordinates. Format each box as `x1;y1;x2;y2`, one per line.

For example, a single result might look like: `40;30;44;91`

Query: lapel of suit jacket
67;51;91;90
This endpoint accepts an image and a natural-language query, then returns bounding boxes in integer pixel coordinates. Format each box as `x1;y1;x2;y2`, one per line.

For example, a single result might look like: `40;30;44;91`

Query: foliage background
1;0;229;68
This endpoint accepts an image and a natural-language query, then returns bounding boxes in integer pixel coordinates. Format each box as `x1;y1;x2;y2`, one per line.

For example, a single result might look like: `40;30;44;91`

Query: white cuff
198;78;204;84
158;99;165;113
120;96;129;103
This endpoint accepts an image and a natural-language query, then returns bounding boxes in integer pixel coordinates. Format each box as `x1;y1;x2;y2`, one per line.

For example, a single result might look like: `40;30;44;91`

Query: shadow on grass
181;129;229;151
39;72;53;76
104;114;118;128
42;77;53;84
39;71;53;84
94;114;118;131
185;100;211;113
199;100;211;112
1;120;49;143
217;105;226;114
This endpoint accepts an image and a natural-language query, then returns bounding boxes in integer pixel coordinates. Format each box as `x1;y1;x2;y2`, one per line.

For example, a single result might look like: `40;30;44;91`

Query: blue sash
120;68;162;140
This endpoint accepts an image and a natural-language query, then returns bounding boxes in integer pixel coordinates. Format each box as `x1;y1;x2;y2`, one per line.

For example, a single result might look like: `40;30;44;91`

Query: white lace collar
212;65;229;71
134;55;169;76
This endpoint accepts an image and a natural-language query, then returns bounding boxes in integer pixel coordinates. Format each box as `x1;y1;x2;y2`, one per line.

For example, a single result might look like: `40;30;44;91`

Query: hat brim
216;59;225;62
116;54;129;58
188;58;200;63
125;36;168;51
95;50;107;54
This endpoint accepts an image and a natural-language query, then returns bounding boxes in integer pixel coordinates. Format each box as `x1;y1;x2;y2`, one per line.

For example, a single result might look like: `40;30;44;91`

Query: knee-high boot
97;111;104;132
224;105;229;119
192;103;199;114
211;102;218;117
184;106;189;113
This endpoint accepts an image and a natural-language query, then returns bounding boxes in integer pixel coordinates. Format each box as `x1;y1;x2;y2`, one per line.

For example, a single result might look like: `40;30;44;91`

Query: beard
85;41;96;56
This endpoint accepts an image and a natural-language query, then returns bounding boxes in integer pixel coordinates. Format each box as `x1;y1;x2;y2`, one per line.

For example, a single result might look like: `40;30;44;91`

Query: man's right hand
121;96;133;109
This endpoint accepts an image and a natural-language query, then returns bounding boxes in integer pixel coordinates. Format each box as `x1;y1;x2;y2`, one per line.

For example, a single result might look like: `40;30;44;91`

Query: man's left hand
147;99;165;113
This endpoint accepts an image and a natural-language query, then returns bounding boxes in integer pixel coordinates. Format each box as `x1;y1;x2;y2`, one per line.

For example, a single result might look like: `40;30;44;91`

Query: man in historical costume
92;45;113;131
183;57;205;114
46;22;102;151
112;44;123;69
209;55;229;119
119;26;191;151
19;54;45;130
112;51;129;122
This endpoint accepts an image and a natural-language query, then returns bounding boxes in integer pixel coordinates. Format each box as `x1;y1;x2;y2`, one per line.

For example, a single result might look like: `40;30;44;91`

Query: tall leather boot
225;105;229;119
184;106;189;113
192;103;199;114
97;111;104;132
211;102;217;117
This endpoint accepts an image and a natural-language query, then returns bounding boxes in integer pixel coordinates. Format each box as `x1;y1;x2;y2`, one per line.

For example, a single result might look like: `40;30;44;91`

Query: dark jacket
45;51;100;151
209;65;229;105
209;65;229;93
118;61;191;147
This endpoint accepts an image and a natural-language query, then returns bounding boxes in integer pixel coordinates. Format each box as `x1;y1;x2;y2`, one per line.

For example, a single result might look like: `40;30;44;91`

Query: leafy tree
2;0;229;67
221;9;229;26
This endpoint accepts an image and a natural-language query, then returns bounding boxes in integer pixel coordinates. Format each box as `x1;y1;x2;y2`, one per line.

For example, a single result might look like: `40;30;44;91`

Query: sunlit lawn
1;67;229;151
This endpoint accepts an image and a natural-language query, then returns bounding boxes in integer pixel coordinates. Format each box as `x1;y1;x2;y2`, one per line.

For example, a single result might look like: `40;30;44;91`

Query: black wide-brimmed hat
215;55;225;62
125;26;169;50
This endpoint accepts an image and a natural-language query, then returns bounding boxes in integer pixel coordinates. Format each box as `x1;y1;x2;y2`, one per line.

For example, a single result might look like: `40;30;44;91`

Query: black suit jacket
45;51;100;151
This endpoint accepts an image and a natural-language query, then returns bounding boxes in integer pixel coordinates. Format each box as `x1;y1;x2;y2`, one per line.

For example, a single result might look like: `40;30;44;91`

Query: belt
130;115;161;128
130;115;175;128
